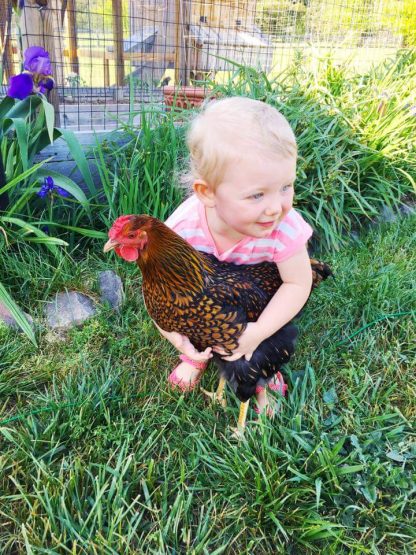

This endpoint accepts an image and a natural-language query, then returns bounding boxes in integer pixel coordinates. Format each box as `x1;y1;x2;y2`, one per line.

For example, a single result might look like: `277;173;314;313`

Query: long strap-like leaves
0;281;37;346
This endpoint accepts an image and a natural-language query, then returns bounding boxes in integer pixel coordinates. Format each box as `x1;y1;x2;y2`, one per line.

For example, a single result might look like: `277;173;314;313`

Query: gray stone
399;202;415;217
0;301;34;331
98;270;124;310
44;291;97;330
379;204;397;223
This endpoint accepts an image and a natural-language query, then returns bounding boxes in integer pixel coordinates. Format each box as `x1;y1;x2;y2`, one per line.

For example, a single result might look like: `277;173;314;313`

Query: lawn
0;214;415;553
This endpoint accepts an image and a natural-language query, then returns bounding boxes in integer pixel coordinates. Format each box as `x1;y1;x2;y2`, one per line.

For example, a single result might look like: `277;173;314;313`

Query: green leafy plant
0;53;94;344
94;109;185;227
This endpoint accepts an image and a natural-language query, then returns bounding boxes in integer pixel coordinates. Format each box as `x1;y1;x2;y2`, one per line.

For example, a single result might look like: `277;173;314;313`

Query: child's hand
155;324;213;361
174;333;213;361
213;323;264;362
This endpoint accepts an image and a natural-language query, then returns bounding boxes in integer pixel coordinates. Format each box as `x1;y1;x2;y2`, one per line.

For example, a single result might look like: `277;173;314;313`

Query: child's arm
216;246;313;361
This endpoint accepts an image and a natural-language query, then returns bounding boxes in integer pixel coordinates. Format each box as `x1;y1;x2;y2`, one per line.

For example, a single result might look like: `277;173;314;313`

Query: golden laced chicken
104;214;331;432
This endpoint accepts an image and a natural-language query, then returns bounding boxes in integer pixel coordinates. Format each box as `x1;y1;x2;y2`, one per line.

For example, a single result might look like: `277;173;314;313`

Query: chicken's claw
200;386;227;409
201;376;227;409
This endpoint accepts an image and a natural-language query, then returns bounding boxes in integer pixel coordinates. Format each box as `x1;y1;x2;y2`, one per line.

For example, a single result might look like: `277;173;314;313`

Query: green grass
0;215;415;553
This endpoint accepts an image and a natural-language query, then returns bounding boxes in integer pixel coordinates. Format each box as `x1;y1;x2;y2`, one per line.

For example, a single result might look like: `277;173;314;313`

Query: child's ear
193;179;216;207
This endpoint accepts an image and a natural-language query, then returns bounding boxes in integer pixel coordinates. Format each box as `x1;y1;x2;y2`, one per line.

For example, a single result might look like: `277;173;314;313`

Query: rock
44;291;97;330
98;270;124;310
379;204;397;223
0;301;16;327
0;301;34;331
399;202;415;217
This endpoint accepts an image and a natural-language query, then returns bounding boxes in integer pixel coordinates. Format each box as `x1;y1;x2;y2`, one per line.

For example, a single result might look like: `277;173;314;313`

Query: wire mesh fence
1;0;414;131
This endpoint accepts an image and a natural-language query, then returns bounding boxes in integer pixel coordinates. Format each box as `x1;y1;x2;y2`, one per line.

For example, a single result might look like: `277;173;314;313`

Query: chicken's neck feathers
137;222;213;295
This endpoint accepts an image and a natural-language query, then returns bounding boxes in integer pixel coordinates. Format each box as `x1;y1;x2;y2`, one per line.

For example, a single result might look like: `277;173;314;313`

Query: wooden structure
190;0;258;30
1;0;273;130
0;0;15;81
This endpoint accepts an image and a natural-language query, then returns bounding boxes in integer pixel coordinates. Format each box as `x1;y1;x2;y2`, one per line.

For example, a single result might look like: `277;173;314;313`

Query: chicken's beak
103;238;118;253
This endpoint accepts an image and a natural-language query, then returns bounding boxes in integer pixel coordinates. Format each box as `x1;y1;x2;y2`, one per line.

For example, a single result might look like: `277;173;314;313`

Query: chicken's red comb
108;215;134;239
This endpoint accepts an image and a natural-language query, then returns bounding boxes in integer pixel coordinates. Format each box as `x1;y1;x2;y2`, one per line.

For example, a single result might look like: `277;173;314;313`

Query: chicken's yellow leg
231;400;250;438
237;400;249;430
201;376;227;408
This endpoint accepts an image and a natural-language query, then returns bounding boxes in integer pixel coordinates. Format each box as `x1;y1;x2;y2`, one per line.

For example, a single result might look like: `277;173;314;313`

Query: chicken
104;214;331;432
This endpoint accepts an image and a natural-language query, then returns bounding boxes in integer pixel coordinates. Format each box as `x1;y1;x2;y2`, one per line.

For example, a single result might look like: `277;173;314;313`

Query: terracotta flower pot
162;86;208;110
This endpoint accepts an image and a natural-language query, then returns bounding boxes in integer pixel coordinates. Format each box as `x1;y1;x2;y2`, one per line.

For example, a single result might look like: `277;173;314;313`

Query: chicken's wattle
116;245;139;261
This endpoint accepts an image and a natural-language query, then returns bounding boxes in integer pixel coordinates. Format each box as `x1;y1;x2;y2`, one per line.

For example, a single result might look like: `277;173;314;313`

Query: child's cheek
282;197;293;216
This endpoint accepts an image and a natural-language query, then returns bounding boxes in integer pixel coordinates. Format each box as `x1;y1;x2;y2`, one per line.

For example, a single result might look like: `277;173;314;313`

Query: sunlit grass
71;44;403;88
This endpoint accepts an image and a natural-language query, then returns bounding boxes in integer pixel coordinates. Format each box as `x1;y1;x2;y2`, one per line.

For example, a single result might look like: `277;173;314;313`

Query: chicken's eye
128;232;136;239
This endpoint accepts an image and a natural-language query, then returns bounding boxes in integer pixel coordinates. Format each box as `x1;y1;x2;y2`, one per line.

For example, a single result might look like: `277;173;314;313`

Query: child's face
209;154;296;241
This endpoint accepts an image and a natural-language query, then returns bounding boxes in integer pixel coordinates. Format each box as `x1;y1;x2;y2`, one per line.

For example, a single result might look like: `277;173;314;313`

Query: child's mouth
257;221;275;228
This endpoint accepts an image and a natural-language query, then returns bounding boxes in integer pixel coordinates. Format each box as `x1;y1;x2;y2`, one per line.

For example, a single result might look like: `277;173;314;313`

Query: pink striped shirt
165;195;313;265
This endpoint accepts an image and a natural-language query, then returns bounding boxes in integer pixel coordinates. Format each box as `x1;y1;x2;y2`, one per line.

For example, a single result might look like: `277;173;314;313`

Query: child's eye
249;192;264;200
282;184;293;192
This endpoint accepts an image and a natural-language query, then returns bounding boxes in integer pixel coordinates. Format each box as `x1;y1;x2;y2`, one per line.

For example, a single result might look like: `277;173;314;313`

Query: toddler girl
158;96;313;415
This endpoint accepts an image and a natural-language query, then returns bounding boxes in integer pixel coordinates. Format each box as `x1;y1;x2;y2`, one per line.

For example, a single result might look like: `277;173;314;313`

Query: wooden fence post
112;0;124;94
174;0;192;86
0;0;15;82
66;0;79;74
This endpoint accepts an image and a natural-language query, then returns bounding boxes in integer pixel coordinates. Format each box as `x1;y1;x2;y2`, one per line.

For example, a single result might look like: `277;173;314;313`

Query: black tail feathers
310;259;333;286
213;323;298;402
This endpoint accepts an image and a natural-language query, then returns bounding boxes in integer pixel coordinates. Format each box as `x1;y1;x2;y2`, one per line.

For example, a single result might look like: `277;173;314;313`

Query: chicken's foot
200;376;227;409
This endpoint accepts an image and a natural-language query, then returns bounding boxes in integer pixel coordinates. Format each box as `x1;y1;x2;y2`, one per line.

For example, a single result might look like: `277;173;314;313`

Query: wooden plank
111;0;125;87
0;0;15;81
69;48;175;63
66;0;79;74
174;0;182;84
174;0;192;85
105;51;176;63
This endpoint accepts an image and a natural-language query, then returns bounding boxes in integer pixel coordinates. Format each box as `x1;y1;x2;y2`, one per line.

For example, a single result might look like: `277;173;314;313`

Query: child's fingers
181;344;212;361
220;352;243;362
192;347;213;361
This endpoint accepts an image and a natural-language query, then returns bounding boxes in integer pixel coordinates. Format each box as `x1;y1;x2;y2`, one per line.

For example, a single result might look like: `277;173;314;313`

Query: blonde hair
182;96;297;192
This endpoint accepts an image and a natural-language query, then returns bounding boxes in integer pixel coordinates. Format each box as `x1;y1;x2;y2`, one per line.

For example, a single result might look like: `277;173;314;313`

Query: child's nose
265;204;281;217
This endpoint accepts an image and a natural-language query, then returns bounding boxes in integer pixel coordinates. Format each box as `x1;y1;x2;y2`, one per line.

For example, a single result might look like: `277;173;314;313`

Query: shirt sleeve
272;209;313;263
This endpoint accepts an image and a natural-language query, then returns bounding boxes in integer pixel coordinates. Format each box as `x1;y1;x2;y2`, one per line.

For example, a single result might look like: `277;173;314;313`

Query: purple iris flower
7;46;54;100
39;77;54;93
38;176;70;199
24;46;52;75
7;72;34;100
